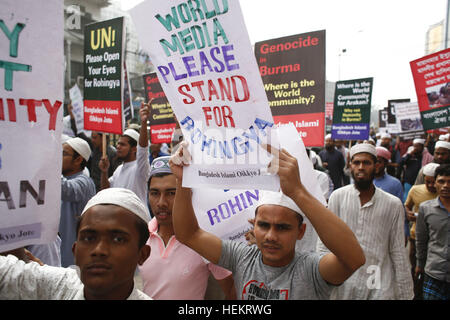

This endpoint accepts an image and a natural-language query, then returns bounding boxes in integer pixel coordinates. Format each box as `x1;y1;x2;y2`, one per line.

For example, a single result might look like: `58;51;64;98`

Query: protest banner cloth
410;48;450;130
331;77;373;140
254;30;326;147
83;17;125;135
192;123;325;249
69;84;86;134
143;72;176;144
0;0;63;252
394;101;424;140
130;0;280;191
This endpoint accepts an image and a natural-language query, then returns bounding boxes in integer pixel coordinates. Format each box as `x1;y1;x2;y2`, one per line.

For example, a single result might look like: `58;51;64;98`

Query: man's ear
138;245;151;265
72;241;77;257
297;223;306;241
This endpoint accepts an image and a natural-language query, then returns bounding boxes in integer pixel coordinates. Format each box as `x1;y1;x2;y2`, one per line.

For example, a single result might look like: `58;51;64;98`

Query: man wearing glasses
60;137;96;267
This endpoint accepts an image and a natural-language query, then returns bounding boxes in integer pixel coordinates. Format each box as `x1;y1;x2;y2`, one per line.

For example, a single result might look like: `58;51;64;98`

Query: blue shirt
373;173;404;202
59;171;96;267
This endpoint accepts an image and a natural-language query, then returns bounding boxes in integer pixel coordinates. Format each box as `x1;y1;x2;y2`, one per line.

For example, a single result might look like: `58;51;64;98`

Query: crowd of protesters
1;105;449;300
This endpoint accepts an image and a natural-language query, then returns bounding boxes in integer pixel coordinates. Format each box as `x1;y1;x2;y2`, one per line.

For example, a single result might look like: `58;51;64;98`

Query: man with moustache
317;143;413;299
319;134;345;190
414;140;450;185
99;103;151;205
137;156;235;300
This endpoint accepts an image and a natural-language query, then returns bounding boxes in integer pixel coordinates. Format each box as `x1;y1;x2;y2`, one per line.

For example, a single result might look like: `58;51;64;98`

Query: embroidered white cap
65;137;92;161
423;163;440;177
256;190;303;218
82;187;150;223
123;129;140;143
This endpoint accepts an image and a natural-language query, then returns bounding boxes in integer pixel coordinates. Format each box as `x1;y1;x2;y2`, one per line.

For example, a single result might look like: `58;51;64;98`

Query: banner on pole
83;17;125;134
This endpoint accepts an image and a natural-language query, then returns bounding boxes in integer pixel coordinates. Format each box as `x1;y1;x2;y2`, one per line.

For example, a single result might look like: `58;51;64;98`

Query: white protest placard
130;0;279;191
192;123;325;251
394;101;424;140
0;0;64;252
69;84;85;134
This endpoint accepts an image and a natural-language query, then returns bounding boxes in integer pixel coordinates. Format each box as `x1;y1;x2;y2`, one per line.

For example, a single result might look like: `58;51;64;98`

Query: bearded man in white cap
169;142;366;300
60;137;96;267
400;138;434;201
0;188;151;300
99;103;151;205
317;143;413;299
414;140;450;185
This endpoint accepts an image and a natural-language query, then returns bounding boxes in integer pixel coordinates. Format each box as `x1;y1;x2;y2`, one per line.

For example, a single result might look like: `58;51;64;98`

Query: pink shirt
138;218;232;300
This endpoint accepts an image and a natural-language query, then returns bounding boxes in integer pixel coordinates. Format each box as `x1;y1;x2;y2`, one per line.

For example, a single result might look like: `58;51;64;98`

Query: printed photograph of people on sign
426;82;450;108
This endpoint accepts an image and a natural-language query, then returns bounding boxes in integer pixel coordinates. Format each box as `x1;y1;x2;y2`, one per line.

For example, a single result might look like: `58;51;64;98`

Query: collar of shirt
437;197;450;214
351;184;379;208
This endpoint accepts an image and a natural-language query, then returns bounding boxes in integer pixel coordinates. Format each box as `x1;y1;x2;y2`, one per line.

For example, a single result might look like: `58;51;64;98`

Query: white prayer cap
325;133;332;140
349;143;376;159
61;134;71;144
413;138;425;145
65;137;91;161
381;133;391;139
123;129;140;143
256;190;303;218
82;188;150;224
423;163;440;177
435;141;450;150
438;133;449;141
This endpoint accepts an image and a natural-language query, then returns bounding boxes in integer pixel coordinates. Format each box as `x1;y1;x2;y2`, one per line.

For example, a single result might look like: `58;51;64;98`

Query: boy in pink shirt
138;156;235;299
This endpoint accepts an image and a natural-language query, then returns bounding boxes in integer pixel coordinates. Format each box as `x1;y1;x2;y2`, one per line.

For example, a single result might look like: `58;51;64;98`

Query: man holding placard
169;142;365;300
99;103;151;206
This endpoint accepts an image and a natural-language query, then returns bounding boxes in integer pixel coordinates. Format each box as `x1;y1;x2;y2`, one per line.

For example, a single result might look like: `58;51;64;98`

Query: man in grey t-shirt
169;143;366;300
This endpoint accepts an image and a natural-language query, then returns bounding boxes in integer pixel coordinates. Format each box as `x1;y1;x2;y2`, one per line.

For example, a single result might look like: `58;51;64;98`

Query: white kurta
0;255;151;300
109;144;151;206
317;185;413;300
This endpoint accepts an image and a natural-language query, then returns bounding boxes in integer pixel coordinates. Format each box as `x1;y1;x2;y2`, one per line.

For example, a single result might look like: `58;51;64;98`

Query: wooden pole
102;133;107;158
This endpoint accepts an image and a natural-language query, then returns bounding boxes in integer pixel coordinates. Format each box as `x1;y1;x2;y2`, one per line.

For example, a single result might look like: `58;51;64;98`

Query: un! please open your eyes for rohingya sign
130;0;280;191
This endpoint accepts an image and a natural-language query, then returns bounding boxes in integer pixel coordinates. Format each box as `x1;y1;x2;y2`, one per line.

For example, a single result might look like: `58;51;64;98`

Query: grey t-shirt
218;240;332;300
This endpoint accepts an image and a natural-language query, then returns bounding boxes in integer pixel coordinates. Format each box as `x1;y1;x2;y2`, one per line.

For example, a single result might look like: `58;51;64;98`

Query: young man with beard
317;143;413;299
99;103;151;205
138;156;235;300
415;164;450;300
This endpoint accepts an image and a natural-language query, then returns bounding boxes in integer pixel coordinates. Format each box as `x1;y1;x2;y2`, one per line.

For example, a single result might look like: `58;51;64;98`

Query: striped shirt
317;184;413;299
